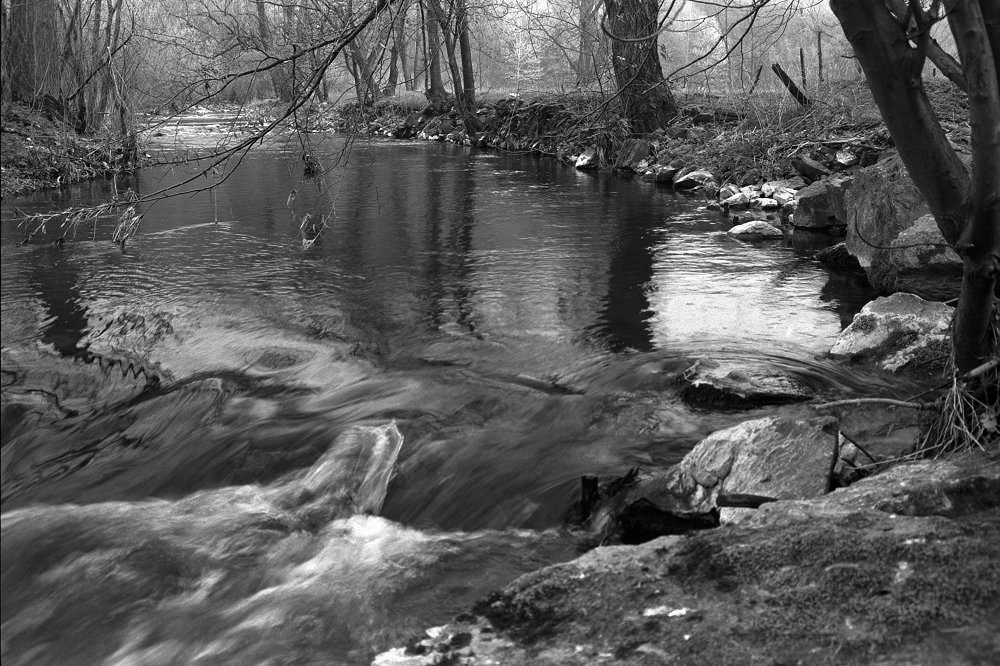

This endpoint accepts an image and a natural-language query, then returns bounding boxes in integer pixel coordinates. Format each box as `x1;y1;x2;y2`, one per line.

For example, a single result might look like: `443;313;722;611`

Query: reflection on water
1;134;891;663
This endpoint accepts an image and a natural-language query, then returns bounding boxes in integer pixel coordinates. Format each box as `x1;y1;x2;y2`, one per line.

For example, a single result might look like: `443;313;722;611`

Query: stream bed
1;130;906;664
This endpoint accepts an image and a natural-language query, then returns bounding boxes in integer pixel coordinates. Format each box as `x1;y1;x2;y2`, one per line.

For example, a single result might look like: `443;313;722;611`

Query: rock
727;220;783;238
718;183;740;199
679;359;812;408
753;197;779;210
762;176;806;192
574;147;599;169
815;242;864;272
615;138;651;171
791;155;832;181
673;168;716;189
843;151;960;296
829;293;953;375
680;416;838;523
721;191;752;209
792;180;839;228
387;454;1000;666
592;416;837;532
890;214;962;270
771;187;797;206
654;165;680;183
835;148;859;166
824;175;852;223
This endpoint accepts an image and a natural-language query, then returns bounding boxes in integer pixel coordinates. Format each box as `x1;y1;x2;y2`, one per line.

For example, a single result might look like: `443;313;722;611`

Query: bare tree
831;0;998;377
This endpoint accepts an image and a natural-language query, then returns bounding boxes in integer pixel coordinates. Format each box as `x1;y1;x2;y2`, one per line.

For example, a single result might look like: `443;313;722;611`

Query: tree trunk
8;0;60;106
831;0;999;373
603;0;677;133
423;0;448;108
576;0;598;87
455;0;475;110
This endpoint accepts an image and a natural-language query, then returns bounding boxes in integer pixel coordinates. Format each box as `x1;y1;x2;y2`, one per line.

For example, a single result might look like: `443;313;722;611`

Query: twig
838;429;879;464
813;398;932;410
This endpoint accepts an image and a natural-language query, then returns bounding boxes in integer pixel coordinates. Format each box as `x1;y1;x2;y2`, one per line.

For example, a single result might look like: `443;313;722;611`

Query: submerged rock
829;292;953;375
679;359;812;408
815;241;864;272
727;219;783;238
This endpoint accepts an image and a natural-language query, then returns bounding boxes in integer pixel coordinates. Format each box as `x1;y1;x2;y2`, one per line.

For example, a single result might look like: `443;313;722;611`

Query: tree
830;0;999;377
603;0;677;132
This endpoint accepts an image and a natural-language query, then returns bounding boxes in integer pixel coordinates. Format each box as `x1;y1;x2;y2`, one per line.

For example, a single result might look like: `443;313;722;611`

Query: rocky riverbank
375;449;999;666
370;281;997;664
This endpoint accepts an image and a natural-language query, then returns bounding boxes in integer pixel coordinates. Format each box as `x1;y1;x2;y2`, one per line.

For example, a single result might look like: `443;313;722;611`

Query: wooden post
747;64;764;95
772;62;811;105
817;31;824;83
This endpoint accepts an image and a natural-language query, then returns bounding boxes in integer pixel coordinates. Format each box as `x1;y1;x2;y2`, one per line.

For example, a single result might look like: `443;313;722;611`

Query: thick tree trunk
603;0;677;133
831;0;999;373
423;1;448;108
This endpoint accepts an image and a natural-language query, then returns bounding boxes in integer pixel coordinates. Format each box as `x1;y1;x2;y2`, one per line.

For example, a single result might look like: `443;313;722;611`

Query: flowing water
2;125;907;664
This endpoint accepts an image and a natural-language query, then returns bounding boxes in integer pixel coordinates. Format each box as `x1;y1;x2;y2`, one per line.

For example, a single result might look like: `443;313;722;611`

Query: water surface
1;132;893;663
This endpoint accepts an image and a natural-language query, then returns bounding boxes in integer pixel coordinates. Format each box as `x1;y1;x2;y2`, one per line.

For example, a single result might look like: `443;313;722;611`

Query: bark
8;0;60;105
603;0;677;133
423;0;448;108
831;0;999;373
576;0;598;87
455;0;475;109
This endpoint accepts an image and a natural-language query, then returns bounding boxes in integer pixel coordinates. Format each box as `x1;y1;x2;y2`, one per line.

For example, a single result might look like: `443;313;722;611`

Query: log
771;62;811;106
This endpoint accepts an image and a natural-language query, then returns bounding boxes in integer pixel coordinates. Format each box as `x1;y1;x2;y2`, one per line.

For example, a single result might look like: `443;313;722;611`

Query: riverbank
0;103;138;198
336;79;966;190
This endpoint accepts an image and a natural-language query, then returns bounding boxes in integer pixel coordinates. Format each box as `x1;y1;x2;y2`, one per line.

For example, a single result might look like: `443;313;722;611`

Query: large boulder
843;152;963;298
890;214;963;270
589;416;838;532
829;292;953;375
792;180;839;228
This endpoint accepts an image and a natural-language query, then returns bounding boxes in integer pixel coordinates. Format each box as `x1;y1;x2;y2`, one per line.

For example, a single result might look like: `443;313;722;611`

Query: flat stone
792;155;832;181
679;359;813;408
728;220;783;238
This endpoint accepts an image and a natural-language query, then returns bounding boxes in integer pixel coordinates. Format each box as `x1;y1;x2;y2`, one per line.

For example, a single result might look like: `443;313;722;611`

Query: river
1;126;902;664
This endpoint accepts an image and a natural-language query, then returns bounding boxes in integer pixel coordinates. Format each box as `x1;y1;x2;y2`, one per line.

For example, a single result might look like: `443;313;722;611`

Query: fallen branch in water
812;398;933;410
